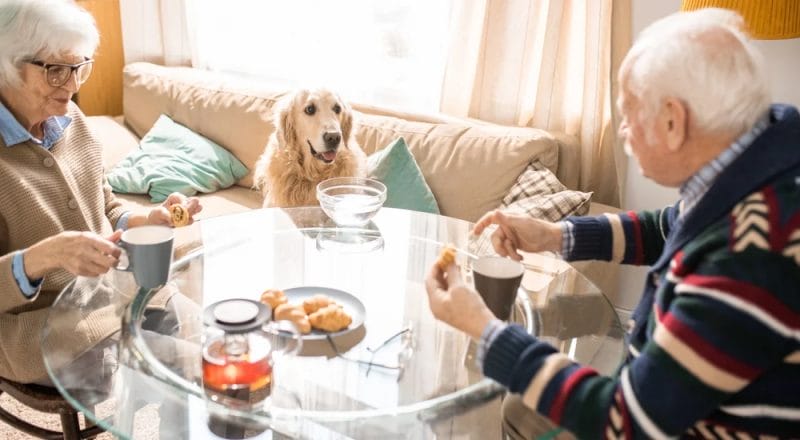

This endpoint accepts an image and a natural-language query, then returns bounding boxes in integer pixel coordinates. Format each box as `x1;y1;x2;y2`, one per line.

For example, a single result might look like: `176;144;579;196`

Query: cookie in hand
170;204;190;227
436;245;456;270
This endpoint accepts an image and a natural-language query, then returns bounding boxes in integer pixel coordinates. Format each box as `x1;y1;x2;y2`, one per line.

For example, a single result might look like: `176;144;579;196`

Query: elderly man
426;8;800;439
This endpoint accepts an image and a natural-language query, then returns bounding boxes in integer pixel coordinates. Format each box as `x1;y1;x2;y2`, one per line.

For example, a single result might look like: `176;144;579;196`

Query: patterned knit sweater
484;104;800;439
0;102;127;383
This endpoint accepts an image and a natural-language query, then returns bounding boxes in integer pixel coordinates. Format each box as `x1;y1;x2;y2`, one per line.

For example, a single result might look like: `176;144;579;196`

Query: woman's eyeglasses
326;325;415;380
27;58;94;88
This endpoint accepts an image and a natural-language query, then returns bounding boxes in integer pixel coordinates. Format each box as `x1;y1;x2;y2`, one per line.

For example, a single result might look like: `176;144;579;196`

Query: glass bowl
317;177;387;227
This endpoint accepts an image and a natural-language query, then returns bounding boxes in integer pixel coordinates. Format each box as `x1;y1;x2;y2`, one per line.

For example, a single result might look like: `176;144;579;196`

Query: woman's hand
24;230;123;279
472;210;563;261
425;262;496;340
146;193;203;227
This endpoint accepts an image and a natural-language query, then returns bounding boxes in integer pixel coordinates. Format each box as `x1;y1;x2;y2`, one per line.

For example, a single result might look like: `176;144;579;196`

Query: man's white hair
0;0;98;88
620;8;771;138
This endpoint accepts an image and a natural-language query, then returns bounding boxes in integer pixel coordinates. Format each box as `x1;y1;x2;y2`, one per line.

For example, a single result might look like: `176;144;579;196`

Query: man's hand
24;230;123;279
425;262;496;340
472;210;562;261
147;193;203;227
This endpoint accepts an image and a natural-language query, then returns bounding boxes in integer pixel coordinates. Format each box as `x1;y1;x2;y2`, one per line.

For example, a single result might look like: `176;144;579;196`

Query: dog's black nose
323;132;341;149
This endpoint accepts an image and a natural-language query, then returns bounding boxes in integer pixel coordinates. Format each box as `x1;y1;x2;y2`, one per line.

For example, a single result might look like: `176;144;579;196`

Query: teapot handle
265;320;303;357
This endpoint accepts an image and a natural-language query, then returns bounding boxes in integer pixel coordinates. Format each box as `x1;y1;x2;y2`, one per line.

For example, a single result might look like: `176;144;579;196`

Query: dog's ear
340;99;354;146
275;94;297;148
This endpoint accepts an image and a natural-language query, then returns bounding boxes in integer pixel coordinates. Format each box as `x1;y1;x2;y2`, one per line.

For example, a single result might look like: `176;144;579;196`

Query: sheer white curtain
442;0;629;206
119;0;192;66
119;0;629;205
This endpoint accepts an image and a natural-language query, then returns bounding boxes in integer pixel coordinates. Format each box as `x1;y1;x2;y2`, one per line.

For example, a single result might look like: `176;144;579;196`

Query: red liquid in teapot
202;339;272;397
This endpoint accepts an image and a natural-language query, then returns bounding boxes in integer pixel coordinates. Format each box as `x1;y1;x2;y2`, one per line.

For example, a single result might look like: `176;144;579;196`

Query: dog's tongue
322;150;337;162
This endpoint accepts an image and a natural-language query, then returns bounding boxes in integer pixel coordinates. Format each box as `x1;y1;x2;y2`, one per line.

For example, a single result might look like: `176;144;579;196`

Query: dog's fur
253;89;366;207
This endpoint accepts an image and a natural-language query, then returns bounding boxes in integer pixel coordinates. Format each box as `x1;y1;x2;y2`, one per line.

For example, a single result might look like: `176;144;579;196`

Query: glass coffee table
42;207;624;439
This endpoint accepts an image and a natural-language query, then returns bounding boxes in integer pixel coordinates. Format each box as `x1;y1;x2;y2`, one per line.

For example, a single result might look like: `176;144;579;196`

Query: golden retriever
253;88;366;207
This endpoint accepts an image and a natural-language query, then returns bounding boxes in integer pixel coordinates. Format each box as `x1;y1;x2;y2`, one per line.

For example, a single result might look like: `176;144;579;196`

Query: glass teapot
202;299;302;438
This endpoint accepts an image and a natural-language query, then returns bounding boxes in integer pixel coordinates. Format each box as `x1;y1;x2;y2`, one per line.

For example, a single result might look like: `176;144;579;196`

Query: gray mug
115;225;174;290
472;256;524;321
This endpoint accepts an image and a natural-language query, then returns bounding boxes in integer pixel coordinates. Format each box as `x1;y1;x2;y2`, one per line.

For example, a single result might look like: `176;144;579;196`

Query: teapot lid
203;299;270;334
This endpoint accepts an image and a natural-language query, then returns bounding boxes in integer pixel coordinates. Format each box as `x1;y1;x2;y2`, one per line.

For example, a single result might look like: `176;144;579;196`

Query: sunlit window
191;0;453;113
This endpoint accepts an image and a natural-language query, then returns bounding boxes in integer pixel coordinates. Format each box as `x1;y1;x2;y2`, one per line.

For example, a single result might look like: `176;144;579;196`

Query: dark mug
472;256;524;321
115;225;174;290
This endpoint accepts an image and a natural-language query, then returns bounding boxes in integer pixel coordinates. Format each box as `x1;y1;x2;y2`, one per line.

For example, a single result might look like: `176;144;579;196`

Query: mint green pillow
107;114;249;202
367;137;439;214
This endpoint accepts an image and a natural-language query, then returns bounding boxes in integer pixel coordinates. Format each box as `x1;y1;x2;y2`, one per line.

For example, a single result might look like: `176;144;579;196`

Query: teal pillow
107;114;249;202
367;137;439;214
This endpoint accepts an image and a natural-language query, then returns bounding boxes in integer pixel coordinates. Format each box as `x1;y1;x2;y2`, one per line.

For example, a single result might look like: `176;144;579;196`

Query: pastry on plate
308;304;352;332
302;294;336;315
260;288;288;312
273;303;311;334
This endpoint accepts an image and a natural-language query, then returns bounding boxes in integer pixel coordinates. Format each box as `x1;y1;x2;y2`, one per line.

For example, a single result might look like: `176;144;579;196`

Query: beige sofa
87;62;619;294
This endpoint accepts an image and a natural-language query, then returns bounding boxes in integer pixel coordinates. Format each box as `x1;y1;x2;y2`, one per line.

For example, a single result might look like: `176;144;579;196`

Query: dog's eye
304;104;316;116
332;104;342;114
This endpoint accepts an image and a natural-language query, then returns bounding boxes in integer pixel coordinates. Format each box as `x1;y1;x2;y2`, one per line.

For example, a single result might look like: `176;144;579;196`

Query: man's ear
662;97;687;152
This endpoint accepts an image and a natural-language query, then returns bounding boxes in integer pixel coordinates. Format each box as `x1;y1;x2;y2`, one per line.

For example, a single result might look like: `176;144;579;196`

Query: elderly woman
0;0;201;384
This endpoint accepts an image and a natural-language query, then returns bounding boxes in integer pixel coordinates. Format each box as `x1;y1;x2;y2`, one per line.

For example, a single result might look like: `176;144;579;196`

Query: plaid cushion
468;160;592;258
500;160;592;222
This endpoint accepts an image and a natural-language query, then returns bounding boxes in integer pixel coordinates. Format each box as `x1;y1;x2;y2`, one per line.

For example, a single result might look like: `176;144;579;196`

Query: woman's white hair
0;0;98;88
620;8;771;138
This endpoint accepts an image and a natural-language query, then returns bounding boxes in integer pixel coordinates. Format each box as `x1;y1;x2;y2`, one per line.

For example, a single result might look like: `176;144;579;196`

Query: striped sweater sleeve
484;246;799;438
566;203;679;265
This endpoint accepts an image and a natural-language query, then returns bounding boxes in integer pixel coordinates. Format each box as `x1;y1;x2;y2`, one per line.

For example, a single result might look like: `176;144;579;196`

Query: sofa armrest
86;115;140;171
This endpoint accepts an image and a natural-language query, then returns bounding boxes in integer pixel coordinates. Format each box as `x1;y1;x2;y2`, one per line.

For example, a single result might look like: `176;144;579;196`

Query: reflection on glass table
41;207;623;439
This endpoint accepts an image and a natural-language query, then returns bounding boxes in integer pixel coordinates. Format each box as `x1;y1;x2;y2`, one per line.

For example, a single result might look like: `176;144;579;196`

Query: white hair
620;8;771;138
0;0;98;88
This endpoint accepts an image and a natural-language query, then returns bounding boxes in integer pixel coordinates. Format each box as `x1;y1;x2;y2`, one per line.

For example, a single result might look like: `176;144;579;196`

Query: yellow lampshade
681;0;800;39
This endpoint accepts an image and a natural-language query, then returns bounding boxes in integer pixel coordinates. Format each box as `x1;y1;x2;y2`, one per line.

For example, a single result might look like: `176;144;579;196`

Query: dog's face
279;88;353;165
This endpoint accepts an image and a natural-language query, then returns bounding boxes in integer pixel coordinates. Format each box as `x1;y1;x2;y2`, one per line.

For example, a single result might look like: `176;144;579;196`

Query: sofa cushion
367;137;439;214
500;160;592;221
108;114;249;202
123;62;283;189
123;62;559;222
355;113;558;222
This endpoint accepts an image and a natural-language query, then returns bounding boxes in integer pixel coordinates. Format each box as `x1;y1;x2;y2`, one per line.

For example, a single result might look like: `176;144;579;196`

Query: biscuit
274;303;311;334
170;204;190;227
436;245;456;270
302;294;336;315
308;304;352;332
259;289;288;312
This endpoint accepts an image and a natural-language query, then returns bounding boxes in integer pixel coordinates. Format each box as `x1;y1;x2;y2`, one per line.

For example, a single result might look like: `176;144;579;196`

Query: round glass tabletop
42;207;624;439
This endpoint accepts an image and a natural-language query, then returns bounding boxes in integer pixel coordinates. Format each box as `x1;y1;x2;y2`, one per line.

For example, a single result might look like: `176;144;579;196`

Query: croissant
302;294;336;315
274;303;311;334
308;304;352;332
259;289;288;312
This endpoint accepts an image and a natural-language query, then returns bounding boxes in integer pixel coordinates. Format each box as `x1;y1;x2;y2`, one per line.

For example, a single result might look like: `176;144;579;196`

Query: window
192;0;453;113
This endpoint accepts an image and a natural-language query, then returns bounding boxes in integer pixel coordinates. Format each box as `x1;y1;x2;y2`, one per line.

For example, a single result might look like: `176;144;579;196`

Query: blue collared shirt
0;101;130;298
678;112;771;218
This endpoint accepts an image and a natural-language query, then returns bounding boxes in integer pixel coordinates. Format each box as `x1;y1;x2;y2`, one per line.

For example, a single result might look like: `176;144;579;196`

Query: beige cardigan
0;102;127;382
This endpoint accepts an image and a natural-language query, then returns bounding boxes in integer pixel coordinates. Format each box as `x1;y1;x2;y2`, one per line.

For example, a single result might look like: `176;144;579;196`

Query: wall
76;0;124;116
615;0;800;311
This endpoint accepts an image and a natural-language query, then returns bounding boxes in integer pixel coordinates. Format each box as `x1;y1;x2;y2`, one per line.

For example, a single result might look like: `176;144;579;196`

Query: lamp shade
681;0;800;39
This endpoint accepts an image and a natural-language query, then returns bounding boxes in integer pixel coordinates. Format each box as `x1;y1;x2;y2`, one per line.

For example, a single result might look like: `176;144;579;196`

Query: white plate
282;286;366;340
